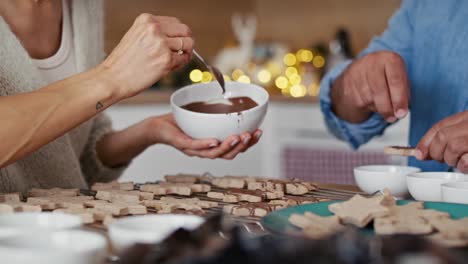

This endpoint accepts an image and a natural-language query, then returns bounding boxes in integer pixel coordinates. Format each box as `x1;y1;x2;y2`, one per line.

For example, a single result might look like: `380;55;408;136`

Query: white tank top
31;0;76;84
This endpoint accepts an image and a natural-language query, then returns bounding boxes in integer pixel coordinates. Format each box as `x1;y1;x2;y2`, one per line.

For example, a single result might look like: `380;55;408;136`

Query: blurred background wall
104;0;401;59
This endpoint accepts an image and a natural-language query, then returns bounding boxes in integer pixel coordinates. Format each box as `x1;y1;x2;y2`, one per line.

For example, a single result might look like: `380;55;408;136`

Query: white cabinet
106;102;409;183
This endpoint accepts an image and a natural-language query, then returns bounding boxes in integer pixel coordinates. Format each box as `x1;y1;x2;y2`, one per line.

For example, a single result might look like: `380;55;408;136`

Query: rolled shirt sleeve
319;0;416;149
319;61;389;149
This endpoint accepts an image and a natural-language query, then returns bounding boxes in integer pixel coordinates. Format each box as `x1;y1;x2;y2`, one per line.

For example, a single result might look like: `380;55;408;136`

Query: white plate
109;214;204;253
0;230;107;264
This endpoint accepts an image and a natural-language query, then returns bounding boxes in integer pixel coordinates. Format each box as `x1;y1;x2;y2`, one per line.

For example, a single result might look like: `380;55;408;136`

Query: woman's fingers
174;136;219;151
222;133;252;160
184;135;240;159
157;22;192;38
241;130;263;152
166;37;194;53
181;131;263;160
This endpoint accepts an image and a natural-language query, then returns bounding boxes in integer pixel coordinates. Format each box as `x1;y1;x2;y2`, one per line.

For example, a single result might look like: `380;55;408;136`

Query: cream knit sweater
0;0;125;193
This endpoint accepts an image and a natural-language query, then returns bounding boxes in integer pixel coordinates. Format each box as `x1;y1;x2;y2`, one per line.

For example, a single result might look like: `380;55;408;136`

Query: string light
285;67;298;78
313;55;326;68
188;48;323;98
237;75;251;84
189;69;203;83
232;69;244;80
283;53;297;66
257;69;272;83
201;71;213;83
296;49;313;62
288;74;302;86
275;76;289;89
290;84;307;98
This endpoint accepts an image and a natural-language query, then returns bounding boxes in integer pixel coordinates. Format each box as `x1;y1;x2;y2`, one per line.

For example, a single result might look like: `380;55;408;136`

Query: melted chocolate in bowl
181;96;258;114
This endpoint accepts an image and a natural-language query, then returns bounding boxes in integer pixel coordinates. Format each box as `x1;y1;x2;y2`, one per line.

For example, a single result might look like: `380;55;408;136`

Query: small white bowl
442;181;468;204
171;82;269;140
108;214;204;253
407;172;468;202
0;230;107;264
354;165;421;197
0;212;82;231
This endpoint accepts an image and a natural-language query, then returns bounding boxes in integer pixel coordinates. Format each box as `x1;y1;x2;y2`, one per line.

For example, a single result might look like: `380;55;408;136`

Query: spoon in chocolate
192;50;233;106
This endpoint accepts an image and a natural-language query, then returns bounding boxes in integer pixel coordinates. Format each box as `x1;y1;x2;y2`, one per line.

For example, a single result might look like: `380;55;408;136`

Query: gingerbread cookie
0;193;21;203
329;194;392;228
91;181;135;191
0;204;14;214
289;212;343;239
28;188;79;197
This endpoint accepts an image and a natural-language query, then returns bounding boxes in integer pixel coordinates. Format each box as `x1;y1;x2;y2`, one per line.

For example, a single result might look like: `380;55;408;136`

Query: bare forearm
330;72;373;123
96;118;153;167
0;66;121;167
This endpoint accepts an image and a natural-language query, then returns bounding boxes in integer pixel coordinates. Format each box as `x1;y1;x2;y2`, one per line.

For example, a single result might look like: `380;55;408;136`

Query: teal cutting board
262;200;468;234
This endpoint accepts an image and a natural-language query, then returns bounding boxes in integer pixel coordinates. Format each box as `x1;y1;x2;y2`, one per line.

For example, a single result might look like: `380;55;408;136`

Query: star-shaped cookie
328;194;391;228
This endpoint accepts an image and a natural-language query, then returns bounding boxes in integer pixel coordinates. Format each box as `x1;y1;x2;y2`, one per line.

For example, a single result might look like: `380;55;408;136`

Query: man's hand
331;51;411;123
416;111;468;172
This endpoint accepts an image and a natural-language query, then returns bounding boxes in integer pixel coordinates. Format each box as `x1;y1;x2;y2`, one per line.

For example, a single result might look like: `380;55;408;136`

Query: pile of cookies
136;174;322;217
0;174;322;225
289;190;468;247
0;183;154;226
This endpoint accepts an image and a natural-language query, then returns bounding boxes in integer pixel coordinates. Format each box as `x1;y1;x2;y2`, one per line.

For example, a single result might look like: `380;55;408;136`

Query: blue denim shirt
320;0;468;172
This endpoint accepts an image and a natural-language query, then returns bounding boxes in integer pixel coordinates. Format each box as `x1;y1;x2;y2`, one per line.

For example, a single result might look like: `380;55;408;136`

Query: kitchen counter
117;90;319;105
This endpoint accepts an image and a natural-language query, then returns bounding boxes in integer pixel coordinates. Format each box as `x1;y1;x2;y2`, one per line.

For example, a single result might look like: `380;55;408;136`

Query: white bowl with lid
441;181;468;204
171;82;269;141
407;172;468;202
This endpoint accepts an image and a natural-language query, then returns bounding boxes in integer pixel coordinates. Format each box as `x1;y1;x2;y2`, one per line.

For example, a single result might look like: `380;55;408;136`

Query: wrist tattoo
96;101;104;110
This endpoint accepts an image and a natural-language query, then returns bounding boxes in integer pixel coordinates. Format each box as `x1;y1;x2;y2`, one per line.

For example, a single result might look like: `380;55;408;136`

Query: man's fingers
457;153;468;173
443;123;468;166
384;53;410;119
416;113;465;159
367;65;394;122
428;128;449;162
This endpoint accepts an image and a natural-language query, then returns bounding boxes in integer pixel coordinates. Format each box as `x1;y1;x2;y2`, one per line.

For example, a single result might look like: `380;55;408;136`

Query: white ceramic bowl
0;212;82;231
354;165;421;197
108;214;204;253
171;82;269;140
406;172;468;202
0;230;107;264
442;181;468;204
